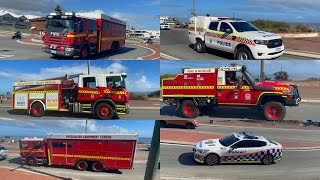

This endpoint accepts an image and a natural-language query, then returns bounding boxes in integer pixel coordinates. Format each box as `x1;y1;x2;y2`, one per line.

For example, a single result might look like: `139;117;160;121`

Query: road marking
161;142;193;147
0;117;15;120
161;177;222;180
135;43;157;60
0;54;14;59
160;52;181;60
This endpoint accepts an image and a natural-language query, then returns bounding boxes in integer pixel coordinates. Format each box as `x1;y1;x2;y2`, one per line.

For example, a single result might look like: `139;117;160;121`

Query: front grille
44;36;65;45
268;50;283;55
267;39;283;48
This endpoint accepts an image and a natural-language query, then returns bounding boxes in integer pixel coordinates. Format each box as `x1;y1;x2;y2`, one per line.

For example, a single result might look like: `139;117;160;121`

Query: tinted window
0;146;7;150
209;22;219;31
233;140;251;148
89;20;96;32
251;140;267;147
76;20;84;32
219;22;232;32
52;142;66;148
219;134;240;147
83;77;96;88
33;141;41;149
20;142;28;148
106;76;122;88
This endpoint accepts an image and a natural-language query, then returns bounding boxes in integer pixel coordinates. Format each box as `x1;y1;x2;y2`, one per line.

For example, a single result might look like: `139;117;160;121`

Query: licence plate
276;47;282;52
51;50;57;54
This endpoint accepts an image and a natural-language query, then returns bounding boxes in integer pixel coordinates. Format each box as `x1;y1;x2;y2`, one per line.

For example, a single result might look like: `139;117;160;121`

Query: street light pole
192;0;196;16
85;60;91;134
260;60;265;81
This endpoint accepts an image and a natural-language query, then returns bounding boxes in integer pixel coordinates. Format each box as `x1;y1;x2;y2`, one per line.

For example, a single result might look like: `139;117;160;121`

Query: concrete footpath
160;129;320;150
0;167;60;180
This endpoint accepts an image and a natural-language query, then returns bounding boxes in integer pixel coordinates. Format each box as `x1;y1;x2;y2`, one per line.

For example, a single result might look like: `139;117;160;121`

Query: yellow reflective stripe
104;90;126;94
78;90;100;94
20;150;44;153
13;90;58;94
217;86;253;90
162;95;215;97
48;148;51;165
67;33;87;38
51;154;131;161
274;87;289;90
88;34;97;37
162;86;214;89
205;29;254;40
101;37;125;41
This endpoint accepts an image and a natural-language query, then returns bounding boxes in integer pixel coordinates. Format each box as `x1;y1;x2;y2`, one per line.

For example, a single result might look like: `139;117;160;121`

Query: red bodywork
19;134;138;170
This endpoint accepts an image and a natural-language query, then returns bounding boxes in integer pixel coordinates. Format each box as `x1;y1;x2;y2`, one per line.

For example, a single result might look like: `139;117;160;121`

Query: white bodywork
189;16;284;59
161;24;170;30
193;133;283;164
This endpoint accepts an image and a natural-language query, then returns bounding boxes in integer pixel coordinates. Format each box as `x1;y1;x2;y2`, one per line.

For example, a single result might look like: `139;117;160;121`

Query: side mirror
226;28;233;34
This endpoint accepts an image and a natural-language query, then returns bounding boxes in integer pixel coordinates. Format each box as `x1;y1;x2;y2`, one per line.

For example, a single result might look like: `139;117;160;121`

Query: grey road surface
0;146;157;180
160;102;320;121
160;144;320;180
0;35;151;60
160;29;315;60
0;107;161;120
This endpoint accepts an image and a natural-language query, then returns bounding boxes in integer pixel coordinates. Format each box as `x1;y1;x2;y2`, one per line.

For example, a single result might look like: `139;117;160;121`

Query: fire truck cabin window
33;141;41;149
83;77;96;88
106;76;123;88
76;19;84;32
20;142;28;148
89;20;96;32
52;142;66;148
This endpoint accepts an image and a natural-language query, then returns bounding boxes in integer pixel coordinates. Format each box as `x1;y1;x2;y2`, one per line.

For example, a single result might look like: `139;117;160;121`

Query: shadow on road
160;105;265;120
188;44;235;60
49;47;136;60
7;109;120;120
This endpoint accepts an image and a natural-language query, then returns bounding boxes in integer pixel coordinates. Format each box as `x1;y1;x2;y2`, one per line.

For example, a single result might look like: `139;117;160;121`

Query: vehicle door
66;141;74;165
31;141;45;158
50;141;67;165
223;140;262;162
204;21;219;49
77;76;100;101
216;22;234;52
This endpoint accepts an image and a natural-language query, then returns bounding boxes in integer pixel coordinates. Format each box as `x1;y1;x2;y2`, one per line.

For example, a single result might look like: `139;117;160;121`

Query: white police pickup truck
193;132;283;165
189;16;284;60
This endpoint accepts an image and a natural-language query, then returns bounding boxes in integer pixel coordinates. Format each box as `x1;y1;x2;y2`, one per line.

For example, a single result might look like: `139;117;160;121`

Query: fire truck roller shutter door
93;99;117;120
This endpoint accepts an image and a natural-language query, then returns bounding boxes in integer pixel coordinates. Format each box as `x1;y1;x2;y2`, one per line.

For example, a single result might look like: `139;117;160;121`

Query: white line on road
0;117;16;120
0;54;15;59
160;52;181;60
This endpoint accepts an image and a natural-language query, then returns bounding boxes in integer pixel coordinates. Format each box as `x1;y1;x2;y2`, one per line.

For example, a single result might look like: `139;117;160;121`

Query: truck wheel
80;46;89;59
27;156;37;166
30;102;45;117
181;100;199;118
160;120;167;128
236;47;253;60
111;42;117;53
263;102;286;121
95;103;114;120
261;154;274;165
195;40;206;53
76;160;88;171
205;154;220;166
92;161;104;172
185;122;195;129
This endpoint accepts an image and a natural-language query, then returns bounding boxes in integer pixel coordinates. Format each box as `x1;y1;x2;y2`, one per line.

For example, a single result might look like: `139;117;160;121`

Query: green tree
273;71;289;81
54;5;63;13
160;74;176;86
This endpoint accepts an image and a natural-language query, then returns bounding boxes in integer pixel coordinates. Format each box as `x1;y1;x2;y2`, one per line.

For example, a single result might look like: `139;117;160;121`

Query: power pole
144;121;160;180
85;120;88;134
192;0;196;16
260;60;265;81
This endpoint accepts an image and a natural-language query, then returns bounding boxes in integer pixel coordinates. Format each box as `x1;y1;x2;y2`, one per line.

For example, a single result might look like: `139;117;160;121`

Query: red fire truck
19;134;138;171
12;73;129;119
42;11;126;59
162;65;301;121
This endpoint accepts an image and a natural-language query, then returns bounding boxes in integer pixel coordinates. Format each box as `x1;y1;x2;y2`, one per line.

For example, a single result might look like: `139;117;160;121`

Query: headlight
197;149;210;154
254;40;269;45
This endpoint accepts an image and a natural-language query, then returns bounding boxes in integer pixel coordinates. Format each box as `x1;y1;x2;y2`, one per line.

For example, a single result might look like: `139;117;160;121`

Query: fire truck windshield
106;76;126;88
46;18;75;36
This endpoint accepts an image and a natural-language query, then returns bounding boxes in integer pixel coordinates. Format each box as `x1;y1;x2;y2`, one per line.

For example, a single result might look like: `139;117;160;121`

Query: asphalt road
160;102;320;121
160;144;320;180
0;107;161;120
162;124;320;144
160;29;315;60
0;145;158;180
0;34;152;60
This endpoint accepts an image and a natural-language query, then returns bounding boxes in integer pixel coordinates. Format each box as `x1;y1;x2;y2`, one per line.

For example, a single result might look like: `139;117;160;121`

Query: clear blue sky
0;60;159;95
0;120;155;138
161;0;320;23
0;0;160;30
160;60;320;80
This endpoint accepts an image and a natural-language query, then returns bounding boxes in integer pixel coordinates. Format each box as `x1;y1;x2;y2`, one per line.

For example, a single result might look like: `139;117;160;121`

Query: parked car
160;120;199;129
143;38;154;44
0;146;8;160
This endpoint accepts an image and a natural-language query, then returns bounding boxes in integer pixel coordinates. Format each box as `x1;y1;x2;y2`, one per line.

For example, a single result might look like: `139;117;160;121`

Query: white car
0;146;8;160
193;132;282;166
189;16;284;60
161;23;170;30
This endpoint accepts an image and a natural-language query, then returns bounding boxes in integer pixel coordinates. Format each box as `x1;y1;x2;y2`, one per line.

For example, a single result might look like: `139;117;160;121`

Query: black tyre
30;102;45;117
11;36;15;39
181;100;200;118
261;154;274;165
80;46;89;59
236;47;253;60
205;154;220;166
160;120;167;128
95;103;115;120
27;156;37;166
76;160;88;171
195;40;206;53
185;122;195;129
91;161;104;172
263;102;286;121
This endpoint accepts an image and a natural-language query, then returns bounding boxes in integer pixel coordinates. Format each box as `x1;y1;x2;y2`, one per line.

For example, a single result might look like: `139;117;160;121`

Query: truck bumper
250;45;284;59
285;85;301;106
43;47;78;57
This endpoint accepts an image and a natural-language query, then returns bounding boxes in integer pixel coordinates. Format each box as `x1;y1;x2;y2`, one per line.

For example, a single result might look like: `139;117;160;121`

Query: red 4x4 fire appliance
19;134;138;172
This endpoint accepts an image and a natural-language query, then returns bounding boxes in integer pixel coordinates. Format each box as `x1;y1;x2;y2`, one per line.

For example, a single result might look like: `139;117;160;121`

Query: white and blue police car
193;132;282;166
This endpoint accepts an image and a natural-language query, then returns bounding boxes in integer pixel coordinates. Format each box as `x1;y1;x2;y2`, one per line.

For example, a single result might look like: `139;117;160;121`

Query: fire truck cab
43;11;126;59
19;133;138;172
12;73;129;119
162;65;301;121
